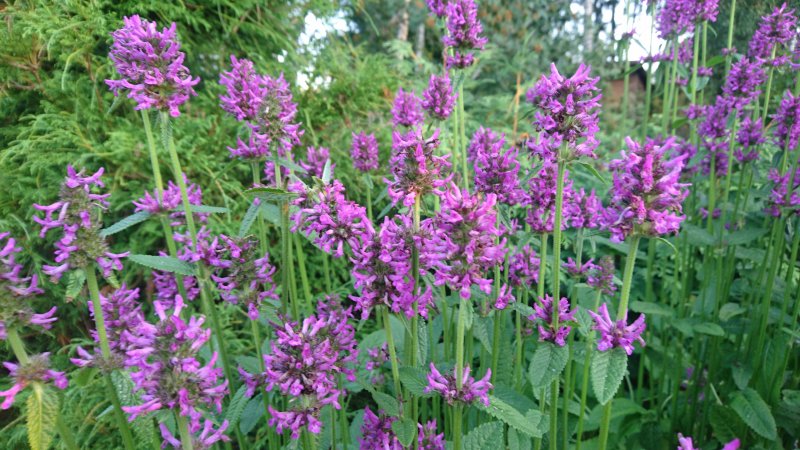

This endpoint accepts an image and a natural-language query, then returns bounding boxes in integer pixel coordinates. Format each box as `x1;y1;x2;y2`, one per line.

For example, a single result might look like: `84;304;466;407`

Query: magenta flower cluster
387;128;451;207
360;407;445;450
443;0;488;68
209;236;279;320
588;303;646;355
351;132;380;172
529;295;576;347
391;88;424;128
133;175;207;226
469;128;524;205
1;233;54;340
422;73;457;121
106;15;199;117
425;363;492;406
748;3;797;65
0;354;68;409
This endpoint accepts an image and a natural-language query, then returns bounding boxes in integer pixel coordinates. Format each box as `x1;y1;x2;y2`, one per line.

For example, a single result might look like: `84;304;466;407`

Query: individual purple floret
244;309;357;439
209;236;278;320
677;433;740;450
443;0;488;68
765;167;800;217
219;55;302;154
291;180;374;258
587;256;617;295
106;15;199;117
423;184;506;299
735;117;765;163
588;303;646;355
133;175;207;227
422;73;457;121
0;232;54;340
300;146;333;180
33;166;129;281
387;128;451;207
360;407;402;450
469;128;524;205
527;63;602;160
351;132;380;172
424;363;492;406
529;294;576;347
748;3;797;64
391;88;424;128
509;245;540;287
603;137;689;243
772;90;800;151
123;296;228;445
0;353;68;409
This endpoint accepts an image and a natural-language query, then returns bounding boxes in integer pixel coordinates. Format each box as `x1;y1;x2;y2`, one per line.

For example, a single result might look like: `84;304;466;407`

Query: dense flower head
291;180;374;258
351;132;380;172
0;232;52;340
387;128;451;207
524;159;577;233
569;188;604;229
588;303;646;355
299;146;333;180
425;363;492;406
587;256;617;295
106;15;199;117
494;284;515;310
0;353;68;409
209;236;278;320
360;407;401;450
219;56;302;153
72;284;145;371
469;128;524;205
721;58;767;111
677;433;740;450
527;63;601;160
133;175;207;226
417;420;446;450
509;245;540;287
351;214;434;319
33;166;128;281
423;185;506;299
656;0;719;38
422;73;457;121
735;117;765;163
365;343;389;385
426;0;447;17
227;134;270;160
748;3;797;62
123;296;228;444
249;310;357;439
563;257;594;278
443;0;488;68
159;420;229;450
529;295;576;346
765;166;800;217
391;88;424;128
603;137;690;242
772;90;800;150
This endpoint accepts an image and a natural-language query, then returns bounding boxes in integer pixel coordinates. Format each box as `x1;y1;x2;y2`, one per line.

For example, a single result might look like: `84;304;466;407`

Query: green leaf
719;303;746;322
371;391;401;417
507;428;531;450
27;384;58;450
65;269;85;301
321;158;333;184
391;418;416;447
693;322;725;337
527;342;569;388
706;54;726;67
731;363;753;391
464;421;504;450
225;385;251;428
629;301;674;317
276;157;307;173
246;187;298;202
100;211;151;237
731;388;777;440
128;254;195;276
182;204;229;214
576;162;608;185
510;302;534;317
399;367;432;397
727;227;767;246
477;395;547;438
710;405;745;443
261;203;281;226
473;317;492;353
238;201;261;238
682;223;715;247
240;395;265;434
591;348;628;405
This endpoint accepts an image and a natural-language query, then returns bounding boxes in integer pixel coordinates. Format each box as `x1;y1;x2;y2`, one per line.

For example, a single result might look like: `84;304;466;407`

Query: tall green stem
575;290;603;450
548;156;567;450
251;161;269;255
382;307;403;398
457;78;469;190
176;413;194;450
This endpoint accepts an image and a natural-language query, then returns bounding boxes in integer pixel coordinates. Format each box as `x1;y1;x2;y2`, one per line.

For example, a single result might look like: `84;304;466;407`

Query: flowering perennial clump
106;15;199;117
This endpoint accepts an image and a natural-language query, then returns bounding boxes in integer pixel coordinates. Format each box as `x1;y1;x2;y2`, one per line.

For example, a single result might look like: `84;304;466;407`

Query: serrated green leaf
727;227;767;246
27;383;57;450
225;385;251;428
707;54;726;67
391;418;416;447
371;391;401;417
710;405;745;443
731;388;777;440
629;301;674;317
682;223;715;247
100;210;151;237
65;269;85;301
399;367;432;397
464;421;504;450
527;342;569;388
693;322;725;337
731;363;753;392
473;317;492;353
128;254;195;276
591;348;628;405
240;395;264;434
477;395;547;438
507;428;531;450
510;302;534;317
238;201;260;237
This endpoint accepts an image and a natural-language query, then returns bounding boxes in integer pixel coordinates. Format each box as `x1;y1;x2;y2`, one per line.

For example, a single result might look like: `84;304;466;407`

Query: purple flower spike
423;184;506;299
159;419;230;449
588;303;646;355
527;63;602;160
351;132;379;172
387;128;451;207
1;232;52;340
469;128;524;205
722;58;766;112
422;73;457;121
494;284;515;310
1;354;68;409
524;159;577;233
424;363;492;406
656;0;719;38
529;294;576;346
133;174;207;227
360;407;402;450
426;0;447;17
209;236;278;320
106;15;199;117
443;0;488;68
765;167;800;217
587;256;617;295
391;88;424;128
772;90;800;151
569;188;604;229
417;420;446;450
300;146;333;180
603;137;690;242
509;245;540;287
735;117;765;163
749;3;797;63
